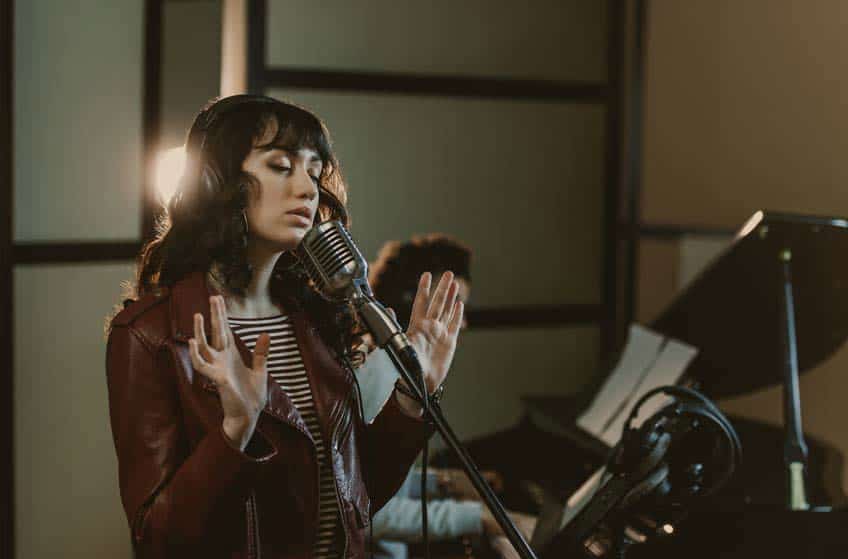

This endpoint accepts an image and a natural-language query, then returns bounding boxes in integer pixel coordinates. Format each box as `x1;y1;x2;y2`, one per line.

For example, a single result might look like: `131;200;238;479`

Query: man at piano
355;234;537;559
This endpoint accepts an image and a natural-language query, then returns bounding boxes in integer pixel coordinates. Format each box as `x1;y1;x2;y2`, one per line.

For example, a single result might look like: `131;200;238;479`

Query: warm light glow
154;146;187;204
661;524;675;535
737;210;763;239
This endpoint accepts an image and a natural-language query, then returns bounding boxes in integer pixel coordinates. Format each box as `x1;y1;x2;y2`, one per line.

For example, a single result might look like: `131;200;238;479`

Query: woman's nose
293;167;318;200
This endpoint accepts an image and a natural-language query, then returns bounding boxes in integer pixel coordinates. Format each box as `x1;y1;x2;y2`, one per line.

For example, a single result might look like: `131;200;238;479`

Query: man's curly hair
368;234;471;329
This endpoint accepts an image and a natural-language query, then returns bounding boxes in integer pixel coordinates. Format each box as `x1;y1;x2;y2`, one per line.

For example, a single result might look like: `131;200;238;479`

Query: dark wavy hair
121;95;364;362
369;234;472;329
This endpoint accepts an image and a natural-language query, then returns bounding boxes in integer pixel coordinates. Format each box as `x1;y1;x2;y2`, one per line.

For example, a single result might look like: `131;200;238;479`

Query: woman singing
105;94;464;558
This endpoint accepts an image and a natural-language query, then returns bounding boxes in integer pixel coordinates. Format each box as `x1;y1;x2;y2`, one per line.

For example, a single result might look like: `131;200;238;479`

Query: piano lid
650;211;848;399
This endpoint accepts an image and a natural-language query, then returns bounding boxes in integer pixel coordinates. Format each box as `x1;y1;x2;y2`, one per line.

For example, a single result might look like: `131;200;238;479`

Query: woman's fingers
252;332;270;374
215;295;234;348
209;296;223;350
408;272;431;325
189;338;217;381
440;279;459;323
194;312;214;362
447;300;464;337
426;270;454;320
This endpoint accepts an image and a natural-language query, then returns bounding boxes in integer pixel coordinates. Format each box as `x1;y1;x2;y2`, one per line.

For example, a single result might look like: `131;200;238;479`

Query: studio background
5;1;848;557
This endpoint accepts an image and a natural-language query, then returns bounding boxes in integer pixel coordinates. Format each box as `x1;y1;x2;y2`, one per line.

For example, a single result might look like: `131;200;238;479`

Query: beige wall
641;0;848;495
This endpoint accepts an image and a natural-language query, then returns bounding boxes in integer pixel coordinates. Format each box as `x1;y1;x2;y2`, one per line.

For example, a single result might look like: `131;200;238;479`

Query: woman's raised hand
188;295;270;450
405;271;465;394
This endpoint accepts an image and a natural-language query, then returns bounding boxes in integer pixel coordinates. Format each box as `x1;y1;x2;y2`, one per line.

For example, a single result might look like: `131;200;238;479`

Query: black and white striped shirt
228;314;341;559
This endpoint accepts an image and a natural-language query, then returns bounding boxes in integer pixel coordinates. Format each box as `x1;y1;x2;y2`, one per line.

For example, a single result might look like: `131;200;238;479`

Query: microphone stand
356;298;539;559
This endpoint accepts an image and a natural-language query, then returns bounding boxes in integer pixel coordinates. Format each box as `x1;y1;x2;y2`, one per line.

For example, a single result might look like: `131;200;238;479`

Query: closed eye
269;164;320;185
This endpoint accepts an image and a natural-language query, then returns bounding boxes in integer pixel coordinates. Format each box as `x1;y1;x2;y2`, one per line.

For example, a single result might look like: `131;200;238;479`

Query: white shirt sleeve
373;496;483;541
354;348;400;423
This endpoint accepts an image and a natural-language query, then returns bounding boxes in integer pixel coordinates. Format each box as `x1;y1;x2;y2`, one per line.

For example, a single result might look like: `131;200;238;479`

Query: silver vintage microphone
296;220;427;397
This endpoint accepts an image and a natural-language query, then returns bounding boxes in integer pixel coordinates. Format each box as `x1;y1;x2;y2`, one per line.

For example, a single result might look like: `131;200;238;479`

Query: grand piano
434;211;848;556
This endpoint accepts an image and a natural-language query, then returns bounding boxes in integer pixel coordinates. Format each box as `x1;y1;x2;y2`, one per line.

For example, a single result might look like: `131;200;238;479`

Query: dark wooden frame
620;0;648;336
142;0;163;242
602;0;626;352
246;0;626;336
616;0;736;326
636;223;736;241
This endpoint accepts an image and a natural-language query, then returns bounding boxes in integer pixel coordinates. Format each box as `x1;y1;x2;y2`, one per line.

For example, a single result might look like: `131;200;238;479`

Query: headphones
609;385;742;502
543;385;742;558
186;94;279;155
174;94;282;210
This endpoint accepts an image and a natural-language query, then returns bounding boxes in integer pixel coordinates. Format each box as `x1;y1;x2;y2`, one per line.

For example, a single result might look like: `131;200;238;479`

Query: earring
242;210;249;235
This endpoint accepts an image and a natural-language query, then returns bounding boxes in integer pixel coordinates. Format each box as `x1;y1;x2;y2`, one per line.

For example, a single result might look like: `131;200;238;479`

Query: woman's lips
285;212;311;226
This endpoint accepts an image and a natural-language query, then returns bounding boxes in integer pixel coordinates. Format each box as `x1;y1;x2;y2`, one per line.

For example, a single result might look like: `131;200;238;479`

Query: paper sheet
576;324;665;438
599;338;698;446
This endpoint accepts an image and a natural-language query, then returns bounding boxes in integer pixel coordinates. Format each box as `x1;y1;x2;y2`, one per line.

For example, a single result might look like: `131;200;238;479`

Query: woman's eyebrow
257;143;289;153
259;144;322;163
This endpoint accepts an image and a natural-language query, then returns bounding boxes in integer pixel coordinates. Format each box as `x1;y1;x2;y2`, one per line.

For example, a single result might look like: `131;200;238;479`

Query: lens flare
154;146;187;204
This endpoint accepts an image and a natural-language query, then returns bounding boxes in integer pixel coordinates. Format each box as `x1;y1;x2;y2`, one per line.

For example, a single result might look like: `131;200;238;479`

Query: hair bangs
254;106;334;171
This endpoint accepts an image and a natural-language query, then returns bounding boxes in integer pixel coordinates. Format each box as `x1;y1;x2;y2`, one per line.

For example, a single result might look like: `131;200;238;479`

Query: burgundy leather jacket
105;271;433;558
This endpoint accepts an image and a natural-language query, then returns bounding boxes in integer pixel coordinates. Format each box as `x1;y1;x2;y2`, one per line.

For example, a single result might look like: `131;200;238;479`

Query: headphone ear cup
665;386;742;469
666;401;737;498
612;386;742;503
619;464;670;509
610;416;669;477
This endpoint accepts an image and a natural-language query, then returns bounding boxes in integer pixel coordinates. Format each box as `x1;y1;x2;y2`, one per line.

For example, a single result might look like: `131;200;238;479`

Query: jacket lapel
167;271;313;440
290;312;354;448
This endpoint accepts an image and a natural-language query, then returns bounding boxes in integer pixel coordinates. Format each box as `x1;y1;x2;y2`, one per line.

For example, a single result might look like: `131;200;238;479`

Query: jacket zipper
329;416;349;559
333;464;348;557
246;490;261;559
325;389;355;558
133;508;146;544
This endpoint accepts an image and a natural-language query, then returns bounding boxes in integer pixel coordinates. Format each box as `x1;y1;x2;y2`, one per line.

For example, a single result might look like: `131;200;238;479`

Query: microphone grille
296;221;366;300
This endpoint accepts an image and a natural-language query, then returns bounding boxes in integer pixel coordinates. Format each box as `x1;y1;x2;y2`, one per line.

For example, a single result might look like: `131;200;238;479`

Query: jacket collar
169;270;215;344
166;270;351;444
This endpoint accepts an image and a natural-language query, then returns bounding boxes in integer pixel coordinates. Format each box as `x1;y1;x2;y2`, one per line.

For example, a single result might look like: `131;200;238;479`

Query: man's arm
372;495;482;541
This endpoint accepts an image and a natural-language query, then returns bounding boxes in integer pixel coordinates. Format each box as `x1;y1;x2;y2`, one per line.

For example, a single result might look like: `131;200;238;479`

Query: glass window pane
267;0;607;83
15;0;143;242
269;89;605;307
439;326;599;440
14;262;136;557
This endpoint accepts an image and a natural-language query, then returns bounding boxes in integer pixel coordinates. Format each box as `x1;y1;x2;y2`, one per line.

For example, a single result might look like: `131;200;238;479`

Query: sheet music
576;324;665;439
599;338;698;446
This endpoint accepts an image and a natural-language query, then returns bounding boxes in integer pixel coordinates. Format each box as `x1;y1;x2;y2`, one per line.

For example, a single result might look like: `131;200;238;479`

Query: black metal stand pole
779;249;809;510
382;348;539;559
